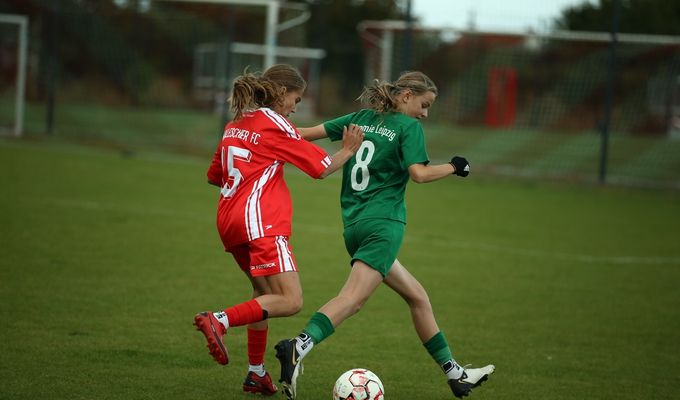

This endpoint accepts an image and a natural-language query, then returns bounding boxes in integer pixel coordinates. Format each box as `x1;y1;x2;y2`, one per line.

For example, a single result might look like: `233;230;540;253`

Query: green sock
424;331;453;365
424;331;463;379
302;312;335;345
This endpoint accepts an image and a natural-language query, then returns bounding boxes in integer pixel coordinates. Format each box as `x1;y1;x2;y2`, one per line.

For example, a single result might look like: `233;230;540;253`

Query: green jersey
324;109;429;227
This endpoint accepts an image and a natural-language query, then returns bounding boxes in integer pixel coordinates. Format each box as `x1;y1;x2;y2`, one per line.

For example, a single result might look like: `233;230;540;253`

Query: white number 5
220;145;251;198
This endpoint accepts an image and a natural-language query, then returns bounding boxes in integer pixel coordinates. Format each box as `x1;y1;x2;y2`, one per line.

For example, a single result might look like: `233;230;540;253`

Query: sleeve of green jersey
323;112;357;142
401;121;430;167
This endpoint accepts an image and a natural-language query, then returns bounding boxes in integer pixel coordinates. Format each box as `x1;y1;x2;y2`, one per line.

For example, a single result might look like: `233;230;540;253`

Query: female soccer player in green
275;71;494;399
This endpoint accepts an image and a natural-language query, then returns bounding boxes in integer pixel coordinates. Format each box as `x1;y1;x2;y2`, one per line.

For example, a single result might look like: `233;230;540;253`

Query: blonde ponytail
357;71;438;112
228;64;306;120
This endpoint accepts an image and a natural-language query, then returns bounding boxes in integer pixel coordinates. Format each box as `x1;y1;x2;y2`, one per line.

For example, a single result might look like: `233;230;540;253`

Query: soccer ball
332;368;385;400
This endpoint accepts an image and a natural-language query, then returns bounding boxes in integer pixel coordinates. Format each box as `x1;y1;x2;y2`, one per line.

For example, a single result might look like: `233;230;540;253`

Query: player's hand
450;156;470;177
342;124;364;153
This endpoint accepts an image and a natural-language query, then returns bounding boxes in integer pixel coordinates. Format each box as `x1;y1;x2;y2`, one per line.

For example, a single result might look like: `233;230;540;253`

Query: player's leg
193;242;253;365
212;236;303;326
243;275;278;395
246;275;270;374
383;259;439;341
383;259;462;372
384;259;494;398
275;261;382;400
318;260;383;325
194;236;302;367
241;240;302;396
312;218;402;327
255;270;303;316
275;219;397;400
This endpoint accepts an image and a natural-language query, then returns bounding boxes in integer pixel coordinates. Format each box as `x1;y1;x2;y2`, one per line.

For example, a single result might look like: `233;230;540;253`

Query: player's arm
276;124;363;179
302;112;356;142
318;124;364;179
408;156;470;183
298;124;328;141
206;145;223;186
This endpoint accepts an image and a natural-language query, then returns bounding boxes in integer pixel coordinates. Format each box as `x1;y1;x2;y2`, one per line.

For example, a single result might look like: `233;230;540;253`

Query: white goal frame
357;19;680;83
157;0;310;69
0;13;28;137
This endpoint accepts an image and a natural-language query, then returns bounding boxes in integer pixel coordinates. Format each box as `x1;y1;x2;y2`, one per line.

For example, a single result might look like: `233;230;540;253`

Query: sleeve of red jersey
258;108;331;178
206;144;223;186
275;133;331;179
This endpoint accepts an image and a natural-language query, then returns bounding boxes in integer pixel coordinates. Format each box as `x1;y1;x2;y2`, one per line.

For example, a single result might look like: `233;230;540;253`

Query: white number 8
350;141;375;191
221;145;251;198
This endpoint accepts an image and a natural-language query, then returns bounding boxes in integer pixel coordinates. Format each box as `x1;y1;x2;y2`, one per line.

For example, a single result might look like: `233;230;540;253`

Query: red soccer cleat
243;371;278;396
193;312;229;365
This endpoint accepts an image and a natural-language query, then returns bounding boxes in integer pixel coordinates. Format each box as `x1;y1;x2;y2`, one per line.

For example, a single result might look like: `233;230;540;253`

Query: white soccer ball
332;368;385;400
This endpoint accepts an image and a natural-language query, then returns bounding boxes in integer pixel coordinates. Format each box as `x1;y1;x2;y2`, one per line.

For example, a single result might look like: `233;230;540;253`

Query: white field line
45;197;680;266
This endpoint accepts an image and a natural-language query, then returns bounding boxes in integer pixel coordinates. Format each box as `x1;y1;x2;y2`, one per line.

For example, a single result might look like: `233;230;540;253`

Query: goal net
193;42;325;119
0;14;28;137
360;21;680;134
358;21;680;187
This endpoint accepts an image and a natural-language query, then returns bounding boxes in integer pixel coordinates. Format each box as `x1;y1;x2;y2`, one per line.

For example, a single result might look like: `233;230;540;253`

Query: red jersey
207;108;331;249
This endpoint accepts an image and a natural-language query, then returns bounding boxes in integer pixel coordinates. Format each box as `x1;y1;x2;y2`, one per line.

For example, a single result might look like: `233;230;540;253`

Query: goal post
357;19;680;136
157;0;282;69
0;13;28;137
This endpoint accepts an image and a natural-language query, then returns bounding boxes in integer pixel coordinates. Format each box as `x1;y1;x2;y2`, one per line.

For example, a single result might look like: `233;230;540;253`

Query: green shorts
343;218;405;278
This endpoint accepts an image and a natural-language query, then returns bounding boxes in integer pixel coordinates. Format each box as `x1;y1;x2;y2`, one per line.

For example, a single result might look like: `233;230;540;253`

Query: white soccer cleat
448;364;495;398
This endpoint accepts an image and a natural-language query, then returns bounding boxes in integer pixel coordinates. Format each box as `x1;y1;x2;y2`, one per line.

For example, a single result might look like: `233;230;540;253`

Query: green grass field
1;137;680;399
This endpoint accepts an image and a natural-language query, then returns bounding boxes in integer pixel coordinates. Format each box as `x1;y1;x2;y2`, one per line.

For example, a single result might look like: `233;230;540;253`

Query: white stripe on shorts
275;236;296;273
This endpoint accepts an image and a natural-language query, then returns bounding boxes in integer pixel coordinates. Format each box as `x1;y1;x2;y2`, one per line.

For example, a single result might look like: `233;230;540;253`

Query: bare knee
289;295;303;315
406;284;432;311
279;294;303;316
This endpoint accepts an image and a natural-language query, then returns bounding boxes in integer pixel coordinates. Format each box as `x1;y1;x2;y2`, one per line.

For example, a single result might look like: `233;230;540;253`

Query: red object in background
485;68;517;128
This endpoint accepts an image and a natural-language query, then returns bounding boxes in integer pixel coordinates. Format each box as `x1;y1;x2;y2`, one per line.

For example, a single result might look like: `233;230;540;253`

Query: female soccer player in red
194;64;363;395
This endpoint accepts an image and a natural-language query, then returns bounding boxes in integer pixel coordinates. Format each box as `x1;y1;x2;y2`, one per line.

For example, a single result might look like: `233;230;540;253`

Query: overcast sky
411;0;594;32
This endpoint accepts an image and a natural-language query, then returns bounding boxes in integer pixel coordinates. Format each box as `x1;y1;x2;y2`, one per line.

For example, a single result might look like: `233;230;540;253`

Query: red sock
224;299;264;327
248;327;268;365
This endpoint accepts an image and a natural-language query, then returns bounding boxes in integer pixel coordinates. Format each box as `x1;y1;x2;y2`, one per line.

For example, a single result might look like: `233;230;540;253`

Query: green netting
2;3;679;188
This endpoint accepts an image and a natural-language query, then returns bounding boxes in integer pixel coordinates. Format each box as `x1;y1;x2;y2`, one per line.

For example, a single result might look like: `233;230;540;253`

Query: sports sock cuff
225;299;264;327
423;331;453;366
303;312;335;344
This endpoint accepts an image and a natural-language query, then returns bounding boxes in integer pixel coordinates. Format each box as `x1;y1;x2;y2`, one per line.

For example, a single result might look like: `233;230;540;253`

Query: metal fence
2;4;680;189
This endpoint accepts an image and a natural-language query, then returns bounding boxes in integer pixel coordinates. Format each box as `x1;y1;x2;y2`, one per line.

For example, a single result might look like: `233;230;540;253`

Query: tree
302;0;405;113
556;0;680;35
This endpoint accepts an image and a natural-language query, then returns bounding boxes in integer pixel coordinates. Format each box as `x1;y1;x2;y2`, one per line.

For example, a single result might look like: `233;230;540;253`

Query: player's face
399;90;436;120
276;89;304;117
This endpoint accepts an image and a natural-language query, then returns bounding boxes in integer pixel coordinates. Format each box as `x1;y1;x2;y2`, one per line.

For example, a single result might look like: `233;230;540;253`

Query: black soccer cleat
448;364;495;398
275;339;304;400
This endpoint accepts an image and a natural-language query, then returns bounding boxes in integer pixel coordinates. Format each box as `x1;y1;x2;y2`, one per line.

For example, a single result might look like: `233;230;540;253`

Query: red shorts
228;235;298;277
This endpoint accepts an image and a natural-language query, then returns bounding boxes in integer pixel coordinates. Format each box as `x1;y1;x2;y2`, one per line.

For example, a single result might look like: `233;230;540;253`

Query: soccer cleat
275;339;304;400
243;371;278;396
448;364;495;398
193;312;229;365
